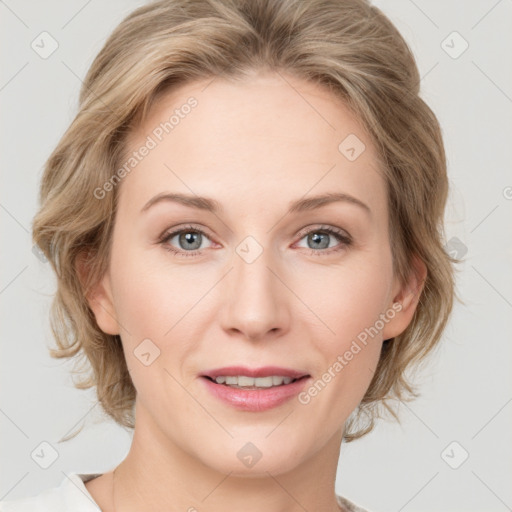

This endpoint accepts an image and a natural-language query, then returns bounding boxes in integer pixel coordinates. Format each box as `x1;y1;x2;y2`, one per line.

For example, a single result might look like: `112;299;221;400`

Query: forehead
119;70;387;220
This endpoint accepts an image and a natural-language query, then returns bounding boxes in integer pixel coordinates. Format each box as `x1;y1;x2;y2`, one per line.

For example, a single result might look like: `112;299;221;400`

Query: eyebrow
140;191;371;216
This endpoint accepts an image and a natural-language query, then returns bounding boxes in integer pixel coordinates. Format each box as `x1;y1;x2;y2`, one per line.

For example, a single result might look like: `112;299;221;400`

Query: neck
110;404;344;512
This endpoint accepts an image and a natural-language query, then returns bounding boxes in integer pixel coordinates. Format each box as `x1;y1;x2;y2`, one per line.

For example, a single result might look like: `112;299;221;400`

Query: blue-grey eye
173;231;204;251
306;232;331;249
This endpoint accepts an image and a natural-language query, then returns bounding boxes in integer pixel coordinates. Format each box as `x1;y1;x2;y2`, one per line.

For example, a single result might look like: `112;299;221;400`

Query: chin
202;439;308;478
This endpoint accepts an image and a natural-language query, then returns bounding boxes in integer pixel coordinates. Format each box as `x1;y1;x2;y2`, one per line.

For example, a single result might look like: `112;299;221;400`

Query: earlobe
76;253;120;336
381;254;427;341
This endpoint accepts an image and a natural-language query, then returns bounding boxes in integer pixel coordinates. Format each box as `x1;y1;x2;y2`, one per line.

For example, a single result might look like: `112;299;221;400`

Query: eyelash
158;224;352;258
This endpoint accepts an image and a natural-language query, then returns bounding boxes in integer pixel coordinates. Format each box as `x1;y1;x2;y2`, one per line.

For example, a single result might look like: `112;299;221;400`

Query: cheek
109;247;210;381
109;263;188;400
114;274;170;337
110;240;198;330
303;260;390;397
303;260;391;344
108;249;185;367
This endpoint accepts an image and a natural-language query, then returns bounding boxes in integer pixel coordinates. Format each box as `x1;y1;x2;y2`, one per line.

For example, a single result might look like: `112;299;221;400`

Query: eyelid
294;224;351;242
157;224;216;247
292;225;352;255
158;223;352;256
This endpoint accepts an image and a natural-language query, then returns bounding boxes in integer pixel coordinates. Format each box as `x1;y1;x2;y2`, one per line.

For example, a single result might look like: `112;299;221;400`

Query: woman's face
89;69;418;476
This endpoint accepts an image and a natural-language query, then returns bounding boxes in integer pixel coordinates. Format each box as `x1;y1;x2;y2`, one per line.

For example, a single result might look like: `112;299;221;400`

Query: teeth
213;375;295;388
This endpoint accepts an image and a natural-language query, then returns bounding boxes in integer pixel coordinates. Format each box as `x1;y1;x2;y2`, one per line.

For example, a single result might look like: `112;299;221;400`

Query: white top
0;472;371;512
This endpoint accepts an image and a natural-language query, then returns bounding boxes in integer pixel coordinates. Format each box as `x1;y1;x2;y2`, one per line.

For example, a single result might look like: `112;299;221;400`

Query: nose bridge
221;235;289;339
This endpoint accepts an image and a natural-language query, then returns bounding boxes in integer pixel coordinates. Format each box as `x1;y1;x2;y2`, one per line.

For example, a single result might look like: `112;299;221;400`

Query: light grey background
1;1;511;511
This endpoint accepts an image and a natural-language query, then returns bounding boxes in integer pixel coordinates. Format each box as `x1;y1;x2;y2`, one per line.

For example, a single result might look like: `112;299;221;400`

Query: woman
2;0;459;510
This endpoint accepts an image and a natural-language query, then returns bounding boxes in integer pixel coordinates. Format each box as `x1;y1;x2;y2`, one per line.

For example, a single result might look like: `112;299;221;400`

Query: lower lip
200;376;311;412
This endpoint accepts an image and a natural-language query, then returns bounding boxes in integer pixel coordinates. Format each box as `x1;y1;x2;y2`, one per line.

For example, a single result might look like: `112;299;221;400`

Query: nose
219;242;291;342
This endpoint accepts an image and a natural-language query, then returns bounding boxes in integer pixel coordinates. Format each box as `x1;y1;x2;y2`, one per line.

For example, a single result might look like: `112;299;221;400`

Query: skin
82;68;426;512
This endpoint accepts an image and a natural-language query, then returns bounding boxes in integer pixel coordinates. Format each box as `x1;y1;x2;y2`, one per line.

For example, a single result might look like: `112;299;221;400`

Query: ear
76;252;120;336
381;253;427;341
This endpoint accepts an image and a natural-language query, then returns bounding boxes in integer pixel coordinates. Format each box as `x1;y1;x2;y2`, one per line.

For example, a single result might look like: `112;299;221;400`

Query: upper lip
201;366;310;380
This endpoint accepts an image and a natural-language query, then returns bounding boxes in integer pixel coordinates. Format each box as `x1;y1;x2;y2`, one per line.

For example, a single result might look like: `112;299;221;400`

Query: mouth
200;365;310;389
201;374;310;389
199;366;311;412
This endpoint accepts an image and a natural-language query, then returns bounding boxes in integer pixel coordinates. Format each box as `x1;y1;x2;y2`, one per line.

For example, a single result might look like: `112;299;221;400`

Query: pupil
180;232;201;250
309;232;328;249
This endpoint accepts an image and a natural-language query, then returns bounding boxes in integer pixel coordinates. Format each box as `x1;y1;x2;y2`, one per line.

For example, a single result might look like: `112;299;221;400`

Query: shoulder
0;472;102;512
1;477;370;512
337;493;373;512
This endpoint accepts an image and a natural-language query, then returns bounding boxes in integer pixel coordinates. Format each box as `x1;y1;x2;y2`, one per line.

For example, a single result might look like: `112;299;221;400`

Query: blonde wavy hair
32;0;462;442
